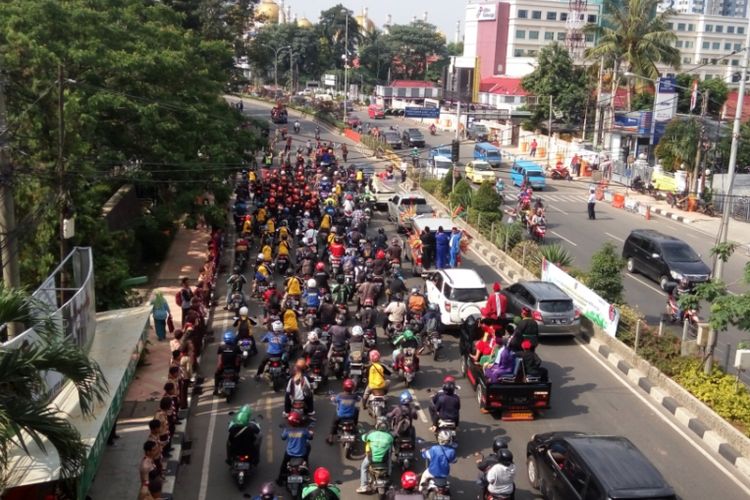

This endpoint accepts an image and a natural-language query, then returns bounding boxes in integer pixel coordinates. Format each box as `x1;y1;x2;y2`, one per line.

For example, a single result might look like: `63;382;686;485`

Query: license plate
288;475;304;483
375;479;387;487
313;375;322;382
398;452;413;458
270;368;281;375
435;495;450;500
223;381;236;389
340;434;355;442
234;462;250;470
350;369;361;375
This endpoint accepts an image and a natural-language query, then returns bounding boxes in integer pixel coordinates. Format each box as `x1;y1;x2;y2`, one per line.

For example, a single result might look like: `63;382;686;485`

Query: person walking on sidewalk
178;277;194;326
150;292;171;341
529;138;538;157
587;187;597;220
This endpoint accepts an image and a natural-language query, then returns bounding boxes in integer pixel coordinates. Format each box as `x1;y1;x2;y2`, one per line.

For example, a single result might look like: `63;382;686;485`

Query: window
532;10;542;19
667;22;674;29
560;12;568;21
702;41;710;49
688;24;695;31
728;25;735;33
584;481;603;500
547;11;557;20
725;42;733;50
683;57;692;64
734;43;742;51
516;30;526;39
587;14;597;23
544;31;555;40
685;41;694;48
712;42;720;50
732;59;740;66
716;25;723;33
739;27;745;34
504;96;515;104
676;40;684;48
529;30;539;40
518;9;528;18
721;59;729;65
557;32;566;41
560;455;589;495
585;33;594;42
677;23;686;31
514;48;524;57
705;24;713;32
701;57;708;64
527;49;538;56
710;58;718;64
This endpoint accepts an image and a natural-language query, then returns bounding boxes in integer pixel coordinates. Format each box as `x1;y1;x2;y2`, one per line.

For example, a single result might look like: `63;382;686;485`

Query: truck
406;216;453;276
388;193;433;232
371;172;399;211
460;350;551;421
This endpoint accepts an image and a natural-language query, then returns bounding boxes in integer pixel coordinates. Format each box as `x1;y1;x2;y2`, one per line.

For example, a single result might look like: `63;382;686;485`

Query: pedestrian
449;227;462;268
587;187;597;220
571;153;581;177
435;227;450;269
420;226;436;270
177;277;193;326
150;292;171;341
529;138;537;157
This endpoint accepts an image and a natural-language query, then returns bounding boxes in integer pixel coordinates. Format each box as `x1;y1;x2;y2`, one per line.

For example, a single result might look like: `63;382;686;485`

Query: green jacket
362;430;394;463
301;484;341;499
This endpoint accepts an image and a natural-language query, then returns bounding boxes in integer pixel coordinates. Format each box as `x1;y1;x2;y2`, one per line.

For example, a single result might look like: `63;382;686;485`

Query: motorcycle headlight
670;271;684;281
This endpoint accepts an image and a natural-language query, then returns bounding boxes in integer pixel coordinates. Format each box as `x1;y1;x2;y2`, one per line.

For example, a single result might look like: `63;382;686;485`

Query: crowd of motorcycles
214;123;517;500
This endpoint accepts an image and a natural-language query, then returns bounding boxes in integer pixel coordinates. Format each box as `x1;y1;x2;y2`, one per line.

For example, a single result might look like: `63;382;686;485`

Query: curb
583;333;750;480
649;205;696;224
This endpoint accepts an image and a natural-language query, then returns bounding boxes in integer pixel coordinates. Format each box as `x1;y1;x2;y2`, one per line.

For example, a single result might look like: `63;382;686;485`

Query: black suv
622;229;710;291
402;128;425;147
527;432;676;500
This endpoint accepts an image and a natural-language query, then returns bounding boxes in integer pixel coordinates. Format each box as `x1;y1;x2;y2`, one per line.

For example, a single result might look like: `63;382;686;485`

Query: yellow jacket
367;362;387;390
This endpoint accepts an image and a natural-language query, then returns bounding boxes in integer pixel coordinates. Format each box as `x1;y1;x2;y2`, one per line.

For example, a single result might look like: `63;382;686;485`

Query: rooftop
479;76;528;96
390;80;436;88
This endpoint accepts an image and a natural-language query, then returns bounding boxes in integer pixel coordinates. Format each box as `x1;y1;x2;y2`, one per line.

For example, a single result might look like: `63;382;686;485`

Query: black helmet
378;227;385;234
497;448;514;465
492;437;508;453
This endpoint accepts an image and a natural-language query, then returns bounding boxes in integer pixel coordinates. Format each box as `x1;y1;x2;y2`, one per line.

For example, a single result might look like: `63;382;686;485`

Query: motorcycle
220;368;238;403
229;453;254;490
264;355;287;392
385;321;404;343
335;418;358;459
228;292;245;317
335;303;348;325
347;349;365;390
429;125;437;136
363;326;377;350
330;255;342;276
366;461;391;499
666;294;699;326
550;164;572;180
398;347;418;387
328;344;347;380
367;389;387;420
304;307;318;328
308;360;326;393
393;433;416;471
276;255;290;275
436;419;458;448
239;338;256;367
423;475;452;499
530;223;546;243
419;330;442;361
285;456;310;499
293;122;301;134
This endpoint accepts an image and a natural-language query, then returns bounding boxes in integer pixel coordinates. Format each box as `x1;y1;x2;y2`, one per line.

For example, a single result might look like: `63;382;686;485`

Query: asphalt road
176;99;750;500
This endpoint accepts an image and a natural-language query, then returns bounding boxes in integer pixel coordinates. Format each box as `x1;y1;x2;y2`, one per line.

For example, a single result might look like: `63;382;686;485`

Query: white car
429;155;453;180
424;269;488;326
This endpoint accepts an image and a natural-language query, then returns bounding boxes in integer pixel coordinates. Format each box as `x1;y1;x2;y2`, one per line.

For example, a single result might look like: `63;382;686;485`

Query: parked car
402;128;425;148
501;281;580;335
425;269;488;327
526;432;676;500
464;160;496;184
466;123;490;141
382;131;402;149
622;229;711;291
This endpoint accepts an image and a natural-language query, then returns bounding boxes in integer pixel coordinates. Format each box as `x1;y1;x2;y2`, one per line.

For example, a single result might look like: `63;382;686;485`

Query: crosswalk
502;187;588;205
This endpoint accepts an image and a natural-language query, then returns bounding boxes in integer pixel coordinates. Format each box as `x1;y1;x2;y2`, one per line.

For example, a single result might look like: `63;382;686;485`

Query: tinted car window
527;171;545;178
401;198;428;206
443;283;453;298
431;273;443;290
450;287;488;302
661;242;700;262
583;479;602;500
561;454;588;495
539;300;573;313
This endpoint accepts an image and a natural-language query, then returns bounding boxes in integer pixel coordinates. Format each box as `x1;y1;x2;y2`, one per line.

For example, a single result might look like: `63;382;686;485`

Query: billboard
655;76;678;122
404;107;441;119
475;3;497;20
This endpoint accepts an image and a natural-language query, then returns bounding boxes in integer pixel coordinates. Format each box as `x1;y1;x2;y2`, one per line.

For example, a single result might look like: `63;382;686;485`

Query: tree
440;167;457;197
358;29;395;85
521;43;591;128
449;179;473;210
247;22;321;84
585;0;680;110
587;242;625;304
317;4;362;71
654;117;700;172
472;181;503;212
717;121;750;173
675;73;728;116
385;21;448;81
0;286;108;485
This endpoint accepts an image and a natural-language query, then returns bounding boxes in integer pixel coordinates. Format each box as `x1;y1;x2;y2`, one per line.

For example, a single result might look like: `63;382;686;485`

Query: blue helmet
399;391;413;405
223;331;236;345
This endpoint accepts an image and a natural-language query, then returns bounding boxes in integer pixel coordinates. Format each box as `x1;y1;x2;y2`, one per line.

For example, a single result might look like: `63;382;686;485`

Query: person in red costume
481;282;507;324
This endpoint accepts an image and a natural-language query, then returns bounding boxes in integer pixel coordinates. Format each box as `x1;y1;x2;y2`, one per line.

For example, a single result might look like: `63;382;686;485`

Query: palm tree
0;286;108;487
585;0;680;110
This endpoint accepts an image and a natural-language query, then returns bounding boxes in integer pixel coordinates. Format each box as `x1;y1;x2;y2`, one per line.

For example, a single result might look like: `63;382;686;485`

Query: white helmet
239;306;249;317
272;320;283;333
307;278;317;288
257;253;265;261
437;430;451;445
351;325;363;337
304;211;310;217
308;331;319;342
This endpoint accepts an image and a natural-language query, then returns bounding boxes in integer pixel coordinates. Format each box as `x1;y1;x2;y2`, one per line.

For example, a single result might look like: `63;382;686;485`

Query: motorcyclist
328;323;350;358
276;412;313;486
294;120;301;134
214;331;242;395
284;359;315;417
314;262;330;290
356;417;394;494
356;279;379;312
374;228;388;251
362;350;391;409
419;432;457;492
429;376;461;431
387;391;417;449
303;278;321;310
392;329;420;373
225;267;247;309
382;294;407;334
253;259;272;295
326;378;360;444
285;271;303;301
386;471;422;499
494;177;505;194
255;321;288;380
226;404;261;466
406;287;427;318
387;272;408;302
386;238;402;264
302;467;341;499
253;482;279;500
233;306;258;352
529;208;546;236
263;281;283;314
486;449;516;499
319;294;337;326
282;306;300;344
303;330;329;368
476;437;509;495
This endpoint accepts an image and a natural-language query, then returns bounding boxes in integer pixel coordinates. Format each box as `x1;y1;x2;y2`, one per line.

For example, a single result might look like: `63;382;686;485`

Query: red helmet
401;471;418;490
443;375;456;385
375;249;386;259
268;197;276;205
287;412;303;427
315;262;325;272
313;467;330;487
369;350;381;362
342;379;355;392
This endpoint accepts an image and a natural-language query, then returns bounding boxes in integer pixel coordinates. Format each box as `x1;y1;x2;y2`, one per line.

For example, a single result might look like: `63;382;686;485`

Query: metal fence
712;192;750;222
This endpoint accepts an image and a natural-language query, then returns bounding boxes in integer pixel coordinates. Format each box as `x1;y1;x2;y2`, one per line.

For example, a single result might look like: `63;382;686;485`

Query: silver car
501;281;580;335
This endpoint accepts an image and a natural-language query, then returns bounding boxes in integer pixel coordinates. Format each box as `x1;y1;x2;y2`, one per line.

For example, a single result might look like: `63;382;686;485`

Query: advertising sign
475;3;497;20
541;259;620;337
654;76;678;122
404;107;441;119
612;111;651;136
323;74;336;86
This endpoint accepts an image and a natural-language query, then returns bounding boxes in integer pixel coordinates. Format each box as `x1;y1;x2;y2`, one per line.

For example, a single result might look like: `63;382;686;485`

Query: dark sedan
402;128;425;147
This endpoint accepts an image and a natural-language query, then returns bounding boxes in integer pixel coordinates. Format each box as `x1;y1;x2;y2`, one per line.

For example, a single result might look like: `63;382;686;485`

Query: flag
352;57;360;69
690;79;698;112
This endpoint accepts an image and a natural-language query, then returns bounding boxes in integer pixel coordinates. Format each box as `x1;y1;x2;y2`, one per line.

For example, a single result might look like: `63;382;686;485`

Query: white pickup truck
388;193;433;232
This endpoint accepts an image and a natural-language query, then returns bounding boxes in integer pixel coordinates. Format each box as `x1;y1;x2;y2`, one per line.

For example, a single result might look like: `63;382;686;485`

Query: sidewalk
88;228;212;500
499;144;750;246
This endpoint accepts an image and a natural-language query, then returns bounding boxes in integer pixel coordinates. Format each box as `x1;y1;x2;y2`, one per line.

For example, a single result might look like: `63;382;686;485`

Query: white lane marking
576;339;750;495
605;232;625;243
265;391;274;463
550;230;578;247
626;273;666;295
546;205;569;215
408;388;429;423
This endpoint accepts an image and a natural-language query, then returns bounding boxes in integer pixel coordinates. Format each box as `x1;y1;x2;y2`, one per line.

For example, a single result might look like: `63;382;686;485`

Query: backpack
175;290;183;307
393;406;413;435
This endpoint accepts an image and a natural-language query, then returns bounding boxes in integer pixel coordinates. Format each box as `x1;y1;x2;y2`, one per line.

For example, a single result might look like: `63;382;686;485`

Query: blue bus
473;142;501;168
510;159;546;190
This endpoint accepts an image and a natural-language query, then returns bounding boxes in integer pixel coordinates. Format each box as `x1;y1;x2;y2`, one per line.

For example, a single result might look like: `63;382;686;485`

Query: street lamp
342;8;350;124
273;45;291;90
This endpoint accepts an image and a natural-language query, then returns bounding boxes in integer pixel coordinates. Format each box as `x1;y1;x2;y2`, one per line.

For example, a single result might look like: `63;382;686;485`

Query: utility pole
0;69;21;337
343;8;350;125
708;16;750;374
547;95;553;167
58;64;66;266
692;89;708;196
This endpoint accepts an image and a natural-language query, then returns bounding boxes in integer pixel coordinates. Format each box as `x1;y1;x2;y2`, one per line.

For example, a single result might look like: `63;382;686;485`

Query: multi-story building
660;0;747;16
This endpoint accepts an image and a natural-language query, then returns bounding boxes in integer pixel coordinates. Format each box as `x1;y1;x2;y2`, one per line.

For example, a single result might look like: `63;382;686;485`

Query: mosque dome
354;13;376;33
297;17;313;28
255;0;280;24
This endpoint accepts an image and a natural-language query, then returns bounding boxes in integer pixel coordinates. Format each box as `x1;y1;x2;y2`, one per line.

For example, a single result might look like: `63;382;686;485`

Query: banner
541;259;620;337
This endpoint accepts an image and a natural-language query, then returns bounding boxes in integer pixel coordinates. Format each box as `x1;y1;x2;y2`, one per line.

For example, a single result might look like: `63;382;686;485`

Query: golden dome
297;17;313;28
255;0;279;23
354;14;376;33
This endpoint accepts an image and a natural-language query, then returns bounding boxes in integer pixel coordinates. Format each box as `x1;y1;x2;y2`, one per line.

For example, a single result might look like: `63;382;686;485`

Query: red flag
352;57;360;69
690;79;698;112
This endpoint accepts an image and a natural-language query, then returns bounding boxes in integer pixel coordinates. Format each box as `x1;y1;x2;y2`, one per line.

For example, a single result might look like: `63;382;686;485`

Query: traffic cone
645;206;651;221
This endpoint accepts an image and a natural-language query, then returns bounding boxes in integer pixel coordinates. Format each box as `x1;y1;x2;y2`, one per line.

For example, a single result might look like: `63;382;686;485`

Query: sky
285;0;463;41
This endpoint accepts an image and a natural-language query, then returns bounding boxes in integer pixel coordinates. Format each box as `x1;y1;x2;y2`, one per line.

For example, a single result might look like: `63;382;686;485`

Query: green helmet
230;404;252;428
401;329;415;339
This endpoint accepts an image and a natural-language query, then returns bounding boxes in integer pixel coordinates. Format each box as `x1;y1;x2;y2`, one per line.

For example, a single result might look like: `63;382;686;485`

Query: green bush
440;167;457;196
420;178;441;196
587;242;625;304
510;240;542;276
472;181;503;212
494;222;524;253
449;179;473;210
538;243;575;269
